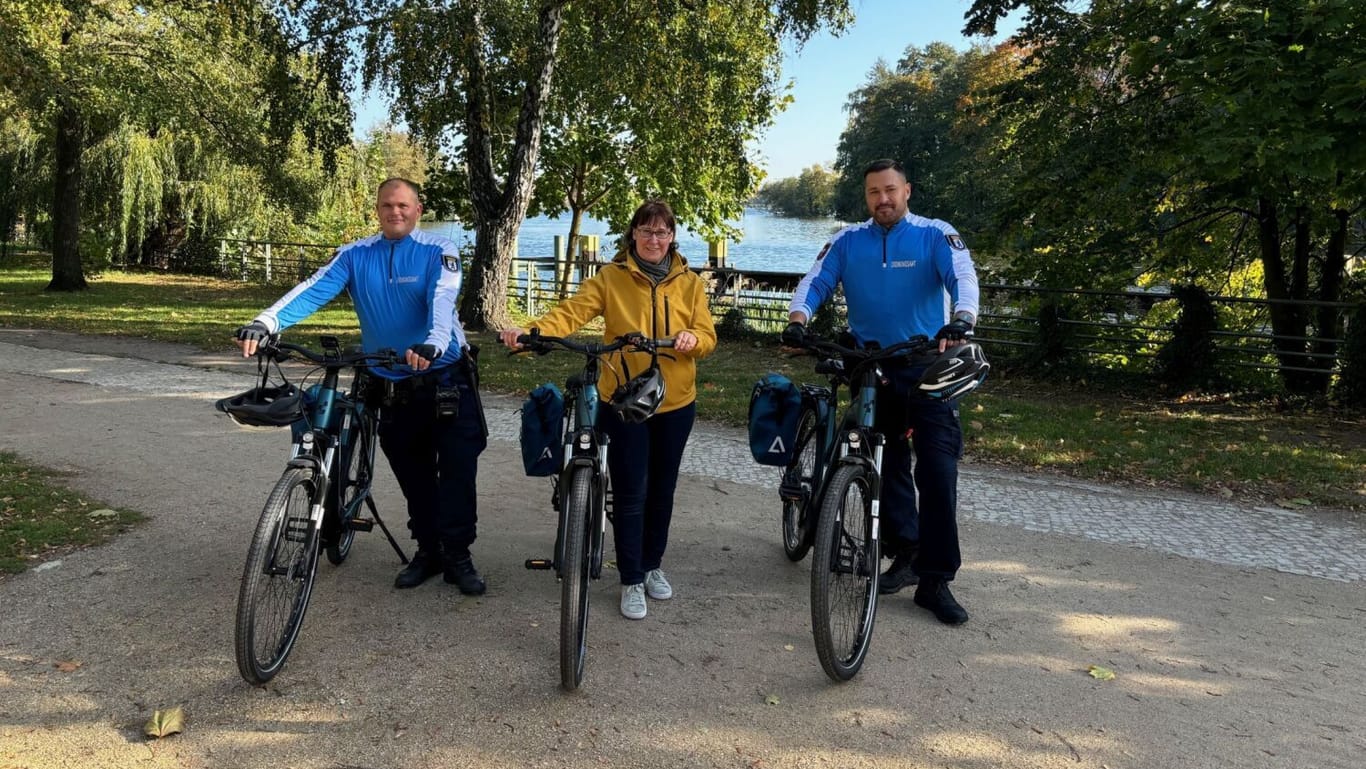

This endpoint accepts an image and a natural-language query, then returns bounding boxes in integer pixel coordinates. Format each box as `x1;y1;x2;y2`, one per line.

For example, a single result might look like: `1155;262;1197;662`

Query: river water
418;207;847;274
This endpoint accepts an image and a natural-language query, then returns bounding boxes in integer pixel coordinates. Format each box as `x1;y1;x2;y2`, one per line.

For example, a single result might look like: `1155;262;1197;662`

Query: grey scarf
630;248;672;284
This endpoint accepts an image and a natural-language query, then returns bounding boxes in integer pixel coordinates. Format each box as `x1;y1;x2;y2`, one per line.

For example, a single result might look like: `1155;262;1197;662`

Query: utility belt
356;345;488;436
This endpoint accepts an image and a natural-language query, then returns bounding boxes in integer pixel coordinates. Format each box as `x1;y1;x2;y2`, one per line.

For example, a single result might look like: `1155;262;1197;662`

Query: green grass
4;253;1364;517
0;451;143;574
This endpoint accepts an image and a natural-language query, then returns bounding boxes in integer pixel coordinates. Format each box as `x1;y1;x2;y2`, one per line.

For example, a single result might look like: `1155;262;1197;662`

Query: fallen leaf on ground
53;660;82;673
145;706;185;739
1087;665;1116;681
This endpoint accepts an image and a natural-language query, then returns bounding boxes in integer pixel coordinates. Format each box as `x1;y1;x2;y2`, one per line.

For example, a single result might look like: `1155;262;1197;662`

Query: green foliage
755;165;839;218
284;0;853;328
0;0;358;282
967;0;1364;394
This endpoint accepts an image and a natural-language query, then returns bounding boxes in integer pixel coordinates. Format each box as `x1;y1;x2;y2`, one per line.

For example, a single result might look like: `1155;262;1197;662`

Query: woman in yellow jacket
500;200;716;620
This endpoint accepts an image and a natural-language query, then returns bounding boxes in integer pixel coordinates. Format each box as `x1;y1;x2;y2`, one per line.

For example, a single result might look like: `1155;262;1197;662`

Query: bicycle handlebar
796;334;936;364
259;336;403;369
512;331;676;357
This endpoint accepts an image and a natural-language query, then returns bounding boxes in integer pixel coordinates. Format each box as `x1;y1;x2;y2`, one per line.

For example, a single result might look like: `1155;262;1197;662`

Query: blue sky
352;0;1019;182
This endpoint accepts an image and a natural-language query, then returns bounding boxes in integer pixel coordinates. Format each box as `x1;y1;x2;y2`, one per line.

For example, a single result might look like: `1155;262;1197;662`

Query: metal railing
196;239;1359;391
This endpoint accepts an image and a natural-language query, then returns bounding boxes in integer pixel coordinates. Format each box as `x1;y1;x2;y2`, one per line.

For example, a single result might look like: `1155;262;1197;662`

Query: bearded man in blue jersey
783;158;980;624
234;178;488;595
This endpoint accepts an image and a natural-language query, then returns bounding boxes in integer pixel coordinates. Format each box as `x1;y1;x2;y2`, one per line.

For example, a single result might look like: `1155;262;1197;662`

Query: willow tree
290;0;852;330
0;1;343;290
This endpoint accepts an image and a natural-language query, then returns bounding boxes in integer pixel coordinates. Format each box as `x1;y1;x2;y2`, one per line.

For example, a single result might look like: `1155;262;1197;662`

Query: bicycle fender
287;455;322;473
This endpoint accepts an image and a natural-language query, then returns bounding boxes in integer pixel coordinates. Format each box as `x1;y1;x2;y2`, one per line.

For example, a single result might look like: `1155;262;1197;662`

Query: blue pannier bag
520;382;564;476
748;373;802;466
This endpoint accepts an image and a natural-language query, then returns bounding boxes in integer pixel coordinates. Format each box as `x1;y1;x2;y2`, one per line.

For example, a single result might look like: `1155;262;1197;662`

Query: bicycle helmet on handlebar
916;342;990;401
215;383;305;427
610;366;667;424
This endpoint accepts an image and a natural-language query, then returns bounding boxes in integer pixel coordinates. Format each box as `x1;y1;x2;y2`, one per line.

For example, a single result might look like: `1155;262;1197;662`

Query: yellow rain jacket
529;247;717;414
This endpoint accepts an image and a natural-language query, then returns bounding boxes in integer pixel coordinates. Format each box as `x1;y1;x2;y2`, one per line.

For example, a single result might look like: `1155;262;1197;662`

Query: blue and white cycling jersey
254;230;467;380
789;212;979;348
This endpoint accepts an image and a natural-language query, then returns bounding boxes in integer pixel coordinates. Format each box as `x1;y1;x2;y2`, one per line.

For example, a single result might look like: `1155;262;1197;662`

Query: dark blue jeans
377;366;487;557
600;401;697;585
874;365;964;581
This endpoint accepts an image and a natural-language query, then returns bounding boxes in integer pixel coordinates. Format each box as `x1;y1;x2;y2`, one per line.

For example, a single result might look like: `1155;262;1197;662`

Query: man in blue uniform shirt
234;177;488;595
784;158;980;624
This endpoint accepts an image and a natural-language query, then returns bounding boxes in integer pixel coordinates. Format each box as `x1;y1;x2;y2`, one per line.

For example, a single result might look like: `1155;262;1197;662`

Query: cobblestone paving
5;340;1363;584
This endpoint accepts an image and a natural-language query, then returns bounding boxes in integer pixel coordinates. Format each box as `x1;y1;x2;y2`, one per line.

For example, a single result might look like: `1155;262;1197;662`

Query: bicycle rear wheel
559;466;594;691
326;421;371;565
810;463;880;682
781;406;819;561
235;466;321;685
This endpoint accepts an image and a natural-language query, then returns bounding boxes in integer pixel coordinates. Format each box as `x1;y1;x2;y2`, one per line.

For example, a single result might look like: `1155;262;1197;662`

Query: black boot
394;549;443;589
913;578;969;625
443;552;487;596
878;548;919;594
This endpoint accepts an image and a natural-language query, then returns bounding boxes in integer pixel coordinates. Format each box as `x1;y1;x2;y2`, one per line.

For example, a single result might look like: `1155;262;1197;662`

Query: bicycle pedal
525;558;553;570
779;482;806;501
284;517;310;542
346;517;375;532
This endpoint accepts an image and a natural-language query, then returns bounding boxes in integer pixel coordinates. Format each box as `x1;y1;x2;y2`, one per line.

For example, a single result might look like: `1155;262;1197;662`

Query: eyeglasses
635;228;672;242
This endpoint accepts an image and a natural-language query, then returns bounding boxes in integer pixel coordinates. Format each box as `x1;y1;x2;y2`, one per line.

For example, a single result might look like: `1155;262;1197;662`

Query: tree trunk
458;1;567;330
1312;208;1350;380
47;103;88;292
460;217;520;331
1255;198;1317;393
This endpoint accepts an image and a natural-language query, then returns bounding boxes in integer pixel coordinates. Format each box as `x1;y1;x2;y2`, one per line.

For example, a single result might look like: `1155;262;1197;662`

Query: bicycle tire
782;405;820;562
326;421;370;565
235;466;321;685
559;466;594;691
810;463;881;682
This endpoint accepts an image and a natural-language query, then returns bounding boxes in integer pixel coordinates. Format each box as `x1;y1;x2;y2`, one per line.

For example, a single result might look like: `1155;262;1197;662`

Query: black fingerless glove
410;343;442;362
934;318;974;342
235;321;270;343
781;322;808;347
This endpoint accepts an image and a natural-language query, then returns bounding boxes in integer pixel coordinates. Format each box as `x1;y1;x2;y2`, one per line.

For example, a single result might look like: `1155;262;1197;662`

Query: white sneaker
620;584;647;620
644;569;673;600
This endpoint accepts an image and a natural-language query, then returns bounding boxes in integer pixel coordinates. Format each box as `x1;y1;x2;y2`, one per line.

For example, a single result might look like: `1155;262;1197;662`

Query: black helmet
610;367;666;424
215;384;305;427
916;343;990;401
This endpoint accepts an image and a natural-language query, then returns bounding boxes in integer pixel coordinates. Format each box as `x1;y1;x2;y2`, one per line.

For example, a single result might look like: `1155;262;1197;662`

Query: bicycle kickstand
365;496;410;565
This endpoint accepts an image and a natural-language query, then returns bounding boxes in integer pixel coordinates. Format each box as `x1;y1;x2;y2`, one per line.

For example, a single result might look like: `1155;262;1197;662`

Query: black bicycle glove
781;322;807;347
410;343;442;362
235;321;270;343
934;318;974;342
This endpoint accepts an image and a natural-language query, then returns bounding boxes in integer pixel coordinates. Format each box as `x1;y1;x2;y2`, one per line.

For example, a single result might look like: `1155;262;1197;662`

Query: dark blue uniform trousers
873;365;964;581
377;367;486;558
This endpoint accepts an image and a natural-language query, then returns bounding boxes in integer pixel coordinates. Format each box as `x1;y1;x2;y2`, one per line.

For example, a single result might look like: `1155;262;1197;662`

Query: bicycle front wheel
235;466;321;685
559;466;594;691
782;406;819;561
810;463;880;682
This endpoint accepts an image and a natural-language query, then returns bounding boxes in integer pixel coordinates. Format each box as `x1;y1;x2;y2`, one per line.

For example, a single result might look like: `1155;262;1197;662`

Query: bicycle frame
554;356;610;579
271;339;407;563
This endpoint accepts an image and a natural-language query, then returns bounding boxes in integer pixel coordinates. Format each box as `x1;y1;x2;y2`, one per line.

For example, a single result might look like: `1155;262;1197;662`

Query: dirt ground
0;330;1363;769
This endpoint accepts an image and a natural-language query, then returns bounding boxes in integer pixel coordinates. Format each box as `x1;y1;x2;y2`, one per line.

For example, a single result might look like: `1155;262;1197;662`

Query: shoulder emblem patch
946;234;967;251
441;252;461;273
